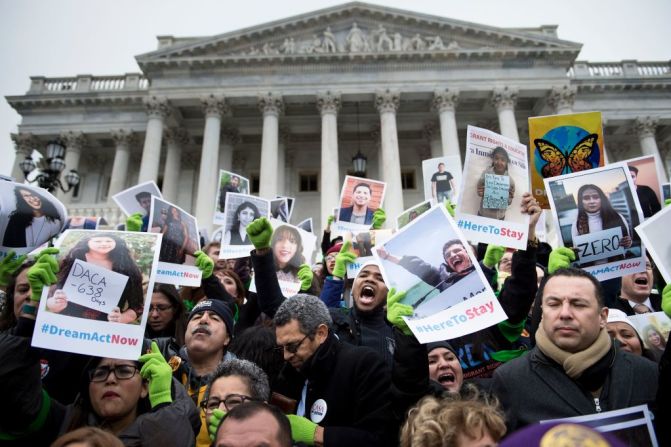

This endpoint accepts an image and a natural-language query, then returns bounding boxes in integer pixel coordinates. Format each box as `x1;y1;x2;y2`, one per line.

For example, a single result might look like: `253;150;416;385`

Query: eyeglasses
325;255;337;262
278;333;311;354
89;364;139;382
149;304;173;313
201;394;259;413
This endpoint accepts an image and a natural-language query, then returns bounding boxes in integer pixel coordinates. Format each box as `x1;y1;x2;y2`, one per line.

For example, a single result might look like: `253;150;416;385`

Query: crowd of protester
0;180;670;447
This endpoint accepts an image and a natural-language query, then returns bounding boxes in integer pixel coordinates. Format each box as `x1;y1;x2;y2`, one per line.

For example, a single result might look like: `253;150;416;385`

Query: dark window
251;174;260;194
299;173;318;192
401;169;416;190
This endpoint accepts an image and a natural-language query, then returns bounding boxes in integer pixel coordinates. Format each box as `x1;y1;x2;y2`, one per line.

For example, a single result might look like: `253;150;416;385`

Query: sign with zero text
573;227;625;265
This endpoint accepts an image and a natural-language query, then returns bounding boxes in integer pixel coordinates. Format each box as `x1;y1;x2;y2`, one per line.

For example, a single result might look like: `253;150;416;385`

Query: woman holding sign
476;147;515;221
46;233;144;324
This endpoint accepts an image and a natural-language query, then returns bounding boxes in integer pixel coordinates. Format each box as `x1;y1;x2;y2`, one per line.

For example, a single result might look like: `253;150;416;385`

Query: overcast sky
2;0;670;176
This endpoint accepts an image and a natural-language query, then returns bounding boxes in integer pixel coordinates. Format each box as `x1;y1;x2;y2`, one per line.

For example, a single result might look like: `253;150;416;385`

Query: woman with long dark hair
223;201;261;246
3;186;62;248
46;233;144;324
159;206;189;264
271;225;304;283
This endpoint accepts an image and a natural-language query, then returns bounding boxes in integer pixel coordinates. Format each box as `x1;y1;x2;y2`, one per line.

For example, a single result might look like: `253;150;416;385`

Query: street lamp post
19;140;80;193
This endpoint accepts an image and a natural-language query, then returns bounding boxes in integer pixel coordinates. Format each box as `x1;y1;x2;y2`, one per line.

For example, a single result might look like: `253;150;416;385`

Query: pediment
136;2;581;67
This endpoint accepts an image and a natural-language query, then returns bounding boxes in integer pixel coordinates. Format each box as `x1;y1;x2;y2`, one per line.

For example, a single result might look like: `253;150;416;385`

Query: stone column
162;127;190;203
547;85;576;115
316;91;341;223
10;133;37;181
258;92;284;198
108;130;136;202
433;88;462;170
219;128;239;173
423;123;442;159
491;87;520;142
278;127;290;196
635;117;668;183
375;89;404;222
196;94;228;230
138;96;171;183
60;131;86;203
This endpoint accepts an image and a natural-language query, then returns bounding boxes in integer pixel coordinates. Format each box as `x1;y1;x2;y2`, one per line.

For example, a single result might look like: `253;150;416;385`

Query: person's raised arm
247;218;285;318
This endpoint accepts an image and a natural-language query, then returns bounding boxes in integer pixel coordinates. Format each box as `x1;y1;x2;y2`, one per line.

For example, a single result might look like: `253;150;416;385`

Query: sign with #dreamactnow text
62;259;129;315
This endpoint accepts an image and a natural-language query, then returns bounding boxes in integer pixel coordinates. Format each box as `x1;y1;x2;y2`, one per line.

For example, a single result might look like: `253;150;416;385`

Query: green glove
483;245;505;269
372;208;386;229
194;250;214;279
287;414;318;446
246;217;273;250
327;215;335;226
333;241;356;279
386;288;413;335
126;212;144;232
445;199;456;218
662;283;671;318
0;251;27;287
665;198;671;207
297;264;313;292
548;247;576;274
26;247;60;302
208;408;226;441
139;341;173;408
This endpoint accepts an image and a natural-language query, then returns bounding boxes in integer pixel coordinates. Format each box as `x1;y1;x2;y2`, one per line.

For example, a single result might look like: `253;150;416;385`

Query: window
299;173;318;192
401;169;416;190
251;174;260;194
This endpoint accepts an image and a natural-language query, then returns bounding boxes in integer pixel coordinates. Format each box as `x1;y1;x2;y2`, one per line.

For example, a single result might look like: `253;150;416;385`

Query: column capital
11;132;38;155
60;130;87;152
432;88;460;113
634;116;659;139
164;127;191;146
111;129;137;147
201;94;230;118
143;95;172;119
316;91;341;116
375;89;400;114
491;86;518;111
547;85;576;112
258;92;284;117
221;127;241;145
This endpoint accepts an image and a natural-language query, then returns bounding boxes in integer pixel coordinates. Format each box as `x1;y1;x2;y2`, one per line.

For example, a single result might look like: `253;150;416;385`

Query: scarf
535;325;612;379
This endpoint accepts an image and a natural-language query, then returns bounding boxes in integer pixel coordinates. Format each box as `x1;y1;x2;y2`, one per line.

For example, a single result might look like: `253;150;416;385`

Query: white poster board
112;181;162;217
214;170;250;226
61;259;129;314
422;156;462;205
636;205;671;283
335;176;387;233
220;193;270;259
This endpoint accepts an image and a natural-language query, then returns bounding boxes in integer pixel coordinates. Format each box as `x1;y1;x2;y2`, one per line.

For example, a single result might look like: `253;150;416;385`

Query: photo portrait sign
544;162;646;281
0;180;67;256
529;111;605;209
149;197;202;287
628;311;670;354
624;155;663;219
32;230;161;360
397;200;432;230
456;126;530;250
112;181;162;217
297;218;313;233
635;205;671;283
336;175;387;233
345;229;395;279
220;193;270;259
213;170;250;226
421;156;462;205
373;206;505;344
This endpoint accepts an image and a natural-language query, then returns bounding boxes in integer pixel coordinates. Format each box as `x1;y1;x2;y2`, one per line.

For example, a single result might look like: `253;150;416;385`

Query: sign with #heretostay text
62;259;128;315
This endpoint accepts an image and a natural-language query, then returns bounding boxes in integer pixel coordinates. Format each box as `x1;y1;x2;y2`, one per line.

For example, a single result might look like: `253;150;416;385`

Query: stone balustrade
569;60;670;78
29;74;149;94
66;204;126;228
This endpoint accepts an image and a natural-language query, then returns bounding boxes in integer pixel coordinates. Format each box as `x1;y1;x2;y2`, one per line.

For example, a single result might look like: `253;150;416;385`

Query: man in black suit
629;165;661;218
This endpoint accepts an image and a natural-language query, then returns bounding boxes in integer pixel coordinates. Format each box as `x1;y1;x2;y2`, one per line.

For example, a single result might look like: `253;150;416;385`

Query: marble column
375;89;404;222
433;88;462;170
547;85;576;115
162;127;190;203
423;123;442;159
10;133;37;181
108;130;136;202
635;117;668;183
196;94;228;230
491;87;520;142
316;91;341;224
60;131;86;203
258;92;284;198
219;128;239;173
138;96;171;183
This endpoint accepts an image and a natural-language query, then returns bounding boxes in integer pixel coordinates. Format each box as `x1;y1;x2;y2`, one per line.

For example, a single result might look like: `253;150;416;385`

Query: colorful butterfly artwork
534;133;599;178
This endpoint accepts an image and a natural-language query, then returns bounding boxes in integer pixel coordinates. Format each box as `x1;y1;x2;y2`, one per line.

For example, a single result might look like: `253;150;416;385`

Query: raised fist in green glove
665;198;671;207
126;212;144;232
372;208;386;229
662;283;671;318
327;215;335;227
333;241;356;279
194;250;214;279
483;245;505;269
246;217;273;250
287;414;318;446
27;247;60;302
297;264;313;291
386;288;413;335
139;341;173;408
0;251;27;287
548;246;576;274
445;199;456;218
208;408;226;441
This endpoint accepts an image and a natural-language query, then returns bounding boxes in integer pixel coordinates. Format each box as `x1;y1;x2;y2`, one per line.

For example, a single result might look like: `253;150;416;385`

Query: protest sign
542;405;658;447
662;183;670;202
628;312;670;356
0;180;67;256
529;111;605;208
456;126;530;249
545;162;646;281
374;206;505;344
624;155;663;219
275;196;295;222
112;181;162;218
422;156;462;205
336;176;386;233
214;170;249;226
636;205;671;283
270;198;290;222
297;218;313;233
149;197;202;287
345;229;394;279
397;200;432;230
32;230;161;360
220;193;270;259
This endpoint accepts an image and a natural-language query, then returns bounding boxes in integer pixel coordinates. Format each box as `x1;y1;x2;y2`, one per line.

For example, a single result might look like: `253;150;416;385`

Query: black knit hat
426;340;457;356
188;299;235;338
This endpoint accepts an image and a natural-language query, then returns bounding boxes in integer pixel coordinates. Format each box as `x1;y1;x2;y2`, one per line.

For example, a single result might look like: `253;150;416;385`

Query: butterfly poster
529;111;605;208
